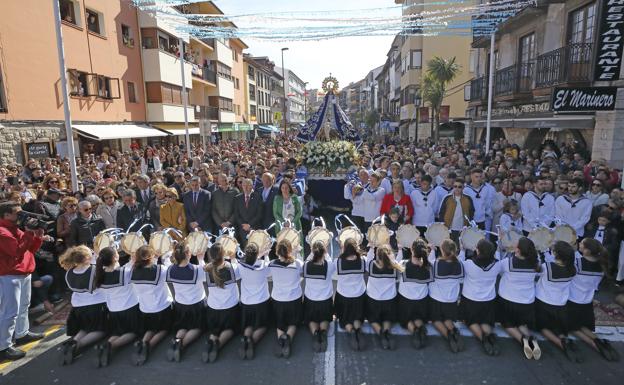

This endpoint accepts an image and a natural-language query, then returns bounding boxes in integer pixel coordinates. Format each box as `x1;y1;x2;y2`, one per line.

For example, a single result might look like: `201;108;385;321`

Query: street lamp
304;81;309;122
281;47;289;135
414;93;422;142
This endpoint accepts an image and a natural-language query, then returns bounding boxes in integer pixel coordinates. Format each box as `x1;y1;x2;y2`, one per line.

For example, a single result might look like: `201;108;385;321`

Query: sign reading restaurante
551;86;618;112
595;0;624;81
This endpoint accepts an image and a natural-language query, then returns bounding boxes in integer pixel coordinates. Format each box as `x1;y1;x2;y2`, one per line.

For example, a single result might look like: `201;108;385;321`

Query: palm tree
423;56;460;143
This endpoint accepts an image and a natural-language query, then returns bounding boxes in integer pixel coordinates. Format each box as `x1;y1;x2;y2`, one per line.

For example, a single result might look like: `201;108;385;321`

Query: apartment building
467;0;623;166
394;0;474;141
0;0;152;163
275;67;307;127
244;56;276;126
376;36;402;136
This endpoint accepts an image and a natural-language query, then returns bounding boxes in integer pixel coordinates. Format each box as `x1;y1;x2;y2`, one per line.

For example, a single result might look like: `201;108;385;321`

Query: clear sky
214;0;400;89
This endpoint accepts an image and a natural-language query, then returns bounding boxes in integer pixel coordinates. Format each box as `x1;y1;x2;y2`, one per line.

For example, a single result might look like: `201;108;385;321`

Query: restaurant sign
595;0;624;81
551;86;617;112
479;102;550;118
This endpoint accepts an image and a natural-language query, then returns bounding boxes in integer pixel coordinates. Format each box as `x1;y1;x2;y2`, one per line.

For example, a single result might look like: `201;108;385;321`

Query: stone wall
593;87;624;169
0;122;63;165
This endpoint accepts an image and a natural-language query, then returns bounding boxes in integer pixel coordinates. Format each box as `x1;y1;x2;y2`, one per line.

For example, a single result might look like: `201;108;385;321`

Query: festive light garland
132;0;537;41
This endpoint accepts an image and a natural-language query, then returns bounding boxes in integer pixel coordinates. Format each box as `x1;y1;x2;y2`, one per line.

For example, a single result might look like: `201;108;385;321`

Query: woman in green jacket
273;180;303;250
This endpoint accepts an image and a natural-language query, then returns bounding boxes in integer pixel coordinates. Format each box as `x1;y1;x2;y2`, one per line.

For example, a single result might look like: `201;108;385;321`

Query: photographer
0;201;46;361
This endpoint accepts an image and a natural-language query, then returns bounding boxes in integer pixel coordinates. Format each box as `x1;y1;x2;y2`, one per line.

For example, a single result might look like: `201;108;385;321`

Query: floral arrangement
300;140;358;173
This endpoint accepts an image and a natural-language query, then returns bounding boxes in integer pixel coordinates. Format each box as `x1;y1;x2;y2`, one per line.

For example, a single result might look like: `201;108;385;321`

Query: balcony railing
470;76;488;101
494;62;534;96
192;65;217;84
194;105;219;120
535;43;593;87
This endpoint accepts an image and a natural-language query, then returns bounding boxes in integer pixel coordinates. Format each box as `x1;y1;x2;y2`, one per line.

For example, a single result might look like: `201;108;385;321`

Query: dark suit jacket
255;186;279;230
134;188;154;207
183;189;212;233
584;223;620;265
117;204;148;233
233;192;263;231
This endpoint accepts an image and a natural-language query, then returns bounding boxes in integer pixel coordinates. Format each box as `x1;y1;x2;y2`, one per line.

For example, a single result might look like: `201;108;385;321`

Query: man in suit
183;176;212;234
233;178;263;246
211;173;238;233
116;190;147;233
134;175;154;222
255;172;279;232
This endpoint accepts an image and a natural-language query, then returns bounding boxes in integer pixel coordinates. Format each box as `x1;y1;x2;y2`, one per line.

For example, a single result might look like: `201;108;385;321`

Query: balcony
191;65;217;85
470;76;488;101
147;103;195;123
142;49;192;87
535;43;593;88
494;62;534;96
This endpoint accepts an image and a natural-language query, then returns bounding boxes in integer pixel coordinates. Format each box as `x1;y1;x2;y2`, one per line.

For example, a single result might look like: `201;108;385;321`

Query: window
232;50;239;62
216;62;232;80
86;9;103;35
234;77;240;89
469;50;477;73
248;66;255;80
121;24;134;48
519;33;536;64
68;69;88;96
395;53;402;70
249;84;256;101
250;105;257;118
0;67;6;112
218;97;233;111
59;0;79;26
568;2;597;45
127;81;137;103
410;50;422;69
146;82;185;105
401;56;408;74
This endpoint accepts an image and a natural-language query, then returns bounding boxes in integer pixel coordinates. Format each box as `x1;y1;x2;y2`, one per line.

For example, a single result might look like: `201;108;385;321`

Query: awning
216;123;253;132
473;115;594;129
258;125;281;133
74;124;169;140
152;124;200;136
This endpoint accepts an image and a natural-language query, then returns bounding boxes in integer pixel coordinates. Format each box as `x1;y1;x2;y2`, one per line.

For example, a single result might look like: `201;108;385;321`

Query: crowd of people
0;135;623;365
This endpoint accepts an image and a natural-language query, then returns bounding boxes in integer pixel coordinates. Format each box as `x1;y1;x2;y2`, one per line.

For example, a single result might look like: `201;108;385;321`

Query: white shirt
166;264;207;305
594;226;606;244
433;184;453;216
238;257;271;305
498;256;539;304
333;256;366;298
535;262;575;306
361;185;386;222
463;183;495;223
410;187;438;227
398;259;432;300
268;258;303;302
131;265;173;313
303;255;335;301
66;265;106;307
429;259;464;303
365;249;398;301
492;191;522;227
461;259;501;302
520;191;555;232
451;195;464;231
206;262;240;310
99;265;139;312
554;195;592;237
569;256;603;304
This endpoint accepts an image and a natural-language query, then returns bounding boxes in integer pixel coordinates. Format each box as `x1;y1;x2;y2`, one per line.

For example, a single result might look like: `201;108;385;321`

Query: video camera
17;210;54;231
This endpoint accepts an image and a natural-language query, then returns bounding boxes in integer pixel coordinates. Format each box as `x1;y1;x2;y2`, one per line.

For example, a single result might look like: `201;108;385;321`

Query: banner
595;0;624;81
439;105;450;123
419;107;429;123
551;86;618;112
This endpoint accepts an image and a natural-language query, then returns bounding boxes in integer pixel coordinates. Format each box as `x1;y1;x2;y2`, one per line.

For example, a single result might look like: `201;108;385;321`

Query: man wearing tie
211;173;238;233
183;176;212;234
256;172;279;232
233;178;263;246
117;190;146;233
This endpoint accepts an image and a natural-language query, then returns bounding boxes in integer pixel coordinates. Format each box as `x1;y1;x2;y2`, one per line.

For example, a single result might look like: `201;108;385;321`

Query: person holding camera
0;201;46;360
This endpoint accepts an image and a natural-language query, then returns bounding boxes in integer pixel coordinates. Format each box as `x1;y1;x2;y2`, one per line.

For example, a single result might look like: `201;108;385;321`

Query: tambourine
498;228;523;252
424;222;450;247
247;229;273;256
367;223;391;247
553;224;577;247
93;229;120;255
528;226;554;252
334;214;363;246
306;217;333;249
396;224;421;248
276;226;302;251
460;227;485;251
184;231;211;256
149;230;175;257
216;234;239;258
120;232;147;255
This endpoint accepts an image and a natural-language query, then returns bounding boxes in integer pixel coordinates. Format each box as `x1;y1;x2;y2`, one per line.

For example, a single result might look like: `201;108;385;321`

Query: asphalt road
2;324;623;385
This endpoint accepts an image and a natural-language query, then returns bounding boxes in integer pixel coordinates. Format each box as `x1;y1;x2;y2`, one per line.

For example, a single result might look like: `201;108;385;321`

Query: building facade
275;67;307;127
467;0;624;166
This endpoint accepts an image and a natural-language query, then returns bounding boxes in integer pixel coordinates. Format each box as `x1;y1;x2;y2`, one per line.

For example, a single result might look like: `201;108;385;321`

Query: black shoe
481;335;494;356
380;331;390;350
202;338;214;363
319;330;328;352
0;346;26;361
488;334;500;356
131;341;143;366
101;342;111;367
281;335;291;358
567;339;584;363
600;339;620;362
561;338;577;362
239;337;248;360
135;341;149;366
167;338;181;362
61;339;77;366
448;330;459;353
15;332;45;345
313;330;321;352
95;344;104;368
208;339;219;363
274;336;285;358
418;325;428;348
355;328;365;351
348;330;358;351
245;337;255;360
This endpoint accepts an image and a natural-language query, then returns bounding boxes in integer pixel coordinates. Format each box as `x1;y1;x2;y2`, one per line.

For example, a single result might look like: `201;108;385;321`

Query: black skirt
141;306;173;333
496;296;535;328
107;304;141;336
67;303;108;336
334;292;366;329
428;298;459;322
460;296;496;326
366;296;396;324
303;297;334;324
397;294;429;327
241;300;272;329
534;299;568;335
173;300;206;331
272;297;303;331
566;301;595;332
206;304;240;335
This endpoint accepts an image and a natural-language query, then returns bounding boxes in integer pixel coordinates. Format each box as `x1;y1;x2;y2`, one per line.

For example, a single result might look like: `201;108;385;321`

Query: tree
422;56;460;143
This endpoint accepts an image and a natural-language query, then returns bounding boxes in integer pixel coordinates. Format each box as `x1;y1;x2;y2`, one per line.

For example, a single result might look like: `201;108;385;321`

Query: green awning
216;123;253;132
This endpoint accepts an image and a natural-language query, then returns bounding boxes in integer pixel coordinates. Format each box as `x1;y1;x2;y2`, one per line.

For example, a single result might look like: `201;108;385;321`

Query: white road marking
324;322;336;385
